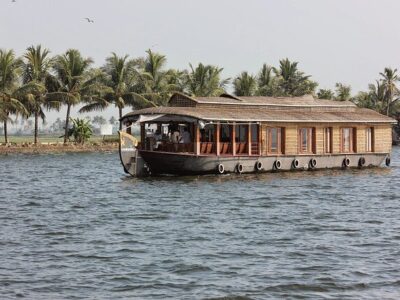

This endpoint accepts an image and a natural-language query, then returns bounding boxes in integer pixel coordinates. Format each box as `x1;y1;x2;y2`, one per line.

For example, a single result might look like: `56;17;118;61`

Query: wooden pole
248;123;252;156
194;124;200;155
258;124;261;155
216;123;220;156
232;123;236;156
140;123;145;150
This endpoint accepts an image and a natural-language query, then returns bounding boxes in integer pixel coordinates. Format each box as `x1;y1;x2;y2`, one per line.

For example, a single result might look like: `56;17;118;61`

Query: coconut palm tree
233;71;257;96
334;83;351;101
273;58;317;96
317;89;334;100
22;45;55;144
367;80;386;112
0;49;28;144
352;91;374;109
79;52;156;129
256;64;276;96
380;67;399;116
46;49;102;143
136;49;181;106
184;63;229;97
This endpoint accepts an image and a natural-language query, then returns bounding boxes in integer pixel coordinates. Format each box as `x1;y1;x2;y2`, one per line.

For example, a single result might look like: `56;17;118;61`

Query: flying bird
84;18;94;23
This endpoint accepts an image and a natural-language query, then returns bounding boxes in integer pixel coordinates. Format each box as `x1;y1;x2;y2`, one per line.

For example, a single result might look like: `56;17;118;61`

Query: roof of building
121;93;395;124
122;105;395;124
169;92;357;108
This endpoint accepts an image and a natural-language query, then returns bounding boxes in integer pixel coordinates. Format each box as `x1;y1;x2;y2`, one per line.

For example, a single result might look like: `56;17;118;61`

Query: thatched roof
169;92;356;108
123;106;395;124
121;93;395;124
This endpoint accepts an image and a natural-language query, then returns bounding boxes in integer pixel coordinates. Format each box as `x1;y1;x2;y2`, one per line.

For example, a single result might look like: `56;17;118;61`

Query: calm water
0;148;400;300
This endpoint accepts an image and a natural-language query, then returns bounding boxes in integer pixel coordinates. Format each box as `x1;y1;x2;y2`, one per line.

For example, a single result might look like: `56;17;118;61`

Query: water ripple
0;149;399;299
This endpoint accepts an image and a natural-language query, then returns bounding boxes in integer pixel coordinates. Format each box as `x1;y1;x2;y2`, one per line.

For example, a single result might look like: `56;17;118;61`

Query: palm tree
334;83;352;101
233;71;257;96
79;52;156;129
273;58;317;96
380;67;399;116
47;49;98;143
22;45;54;144
317;89;334;100
352;91;373;109
367;80;386;112
0;49;28;144
137;49;181;105
257;64;276;96
184;63;229;97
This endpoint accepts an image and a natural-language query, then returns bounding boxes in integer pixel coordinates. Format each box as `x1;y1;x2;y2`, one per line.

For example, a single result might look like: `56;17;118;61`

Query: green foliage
317;89;334;100
92;115;107;126
79;52;156;128
184;63;229;97
22;45;56;144
69;117;92;144
334;83;352;101
256;64;277;96
351;69;400;116
233;71;257;96
379;68;399;115
248;59;317;97
47;49;101;143
272;58;318;96
0;49;28;143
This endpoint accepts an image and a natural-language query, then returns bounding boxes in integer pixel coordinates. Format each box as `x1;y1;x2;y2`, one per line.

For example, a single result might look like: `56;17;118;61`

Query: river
0;148;399;299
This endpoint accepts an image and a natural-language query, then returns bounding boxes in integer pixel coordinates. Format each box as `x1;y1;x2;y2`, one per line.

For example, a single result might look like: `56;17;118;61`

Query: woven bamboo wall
260;123;392;155
374;126;392;153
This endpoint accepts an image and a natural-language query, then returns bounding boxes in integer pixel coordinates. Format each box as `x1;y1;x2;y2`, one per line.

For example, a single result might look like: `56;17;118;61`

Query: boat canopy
128;113;199;124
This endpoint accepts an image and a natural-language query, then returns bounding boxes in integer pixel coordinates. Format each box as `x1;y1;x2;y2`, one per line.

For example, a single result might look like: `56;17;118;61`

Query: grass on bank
2;135;120;145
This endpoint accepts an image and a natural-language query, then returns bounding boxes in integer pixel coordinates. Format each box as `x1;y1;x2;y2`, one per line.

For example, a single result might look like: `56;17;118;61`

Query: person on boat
154;129;162;150
181;127;191;143
171;126;181;152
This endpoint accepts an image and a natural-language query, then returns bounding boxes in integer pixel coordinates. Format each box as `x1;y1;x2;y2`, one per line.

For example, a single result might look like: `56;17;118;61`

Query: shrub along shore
0;142;118;155
0;135;119;155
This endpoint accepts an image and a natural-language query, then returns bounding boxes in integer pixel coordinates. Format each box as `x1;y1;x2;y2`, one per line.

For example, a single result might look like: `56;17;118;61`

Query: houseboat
119;92;395;177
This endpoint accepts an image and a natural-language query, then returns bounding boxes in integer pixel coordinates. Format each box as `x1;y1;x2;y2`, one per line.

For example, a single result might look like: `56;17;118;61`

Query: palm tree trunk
4;120;8;144
119;107;123;130
34;111;39;145
64;104;71;144
386;98;391;116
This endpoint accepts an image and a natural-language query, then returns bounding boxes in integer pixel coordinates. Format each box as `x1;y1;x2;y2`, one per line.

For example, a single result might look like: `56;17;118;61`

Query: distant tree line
1;45;399;145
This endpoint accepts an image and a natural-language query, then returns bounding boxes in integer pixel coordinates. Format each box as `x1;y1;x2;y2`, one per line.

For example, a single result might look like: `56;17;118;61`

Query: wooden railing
220;142;232;154
200;142;215;154
156;142;193;153
251;142;259;155
235;142;248;154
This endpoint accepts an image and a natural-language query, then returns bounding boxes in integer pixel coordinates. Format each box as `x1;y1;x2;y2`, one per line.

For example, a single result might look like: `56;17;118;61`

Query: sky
2;0;400;125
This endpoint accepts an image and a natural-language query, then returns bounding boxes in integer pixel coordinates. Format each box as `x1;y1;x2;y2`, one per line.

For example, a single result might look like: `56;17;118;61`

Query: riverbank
0;143;118;155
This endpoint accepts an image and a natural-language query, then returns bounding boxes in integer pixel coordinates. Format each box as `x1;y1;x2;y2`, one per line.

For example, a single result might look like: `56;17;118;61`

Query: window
267;127;284;154
251;124;259;155
200;124;215;142
235;124;249;154
366;127;374;152
324;127;332;153
341;127;356;153
220;124;231;142
298;128;315;154
235;125;248;142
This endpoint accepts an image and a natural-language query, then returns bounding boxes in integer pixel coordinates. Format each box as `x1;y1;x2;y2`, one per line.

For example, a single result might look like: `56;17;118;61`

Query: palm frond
122;92;157;109
79;98;110;113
